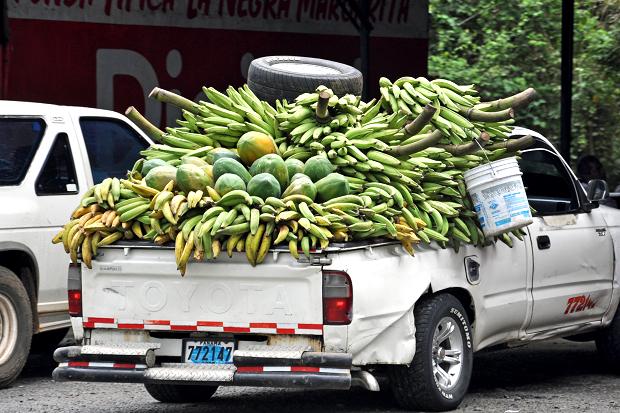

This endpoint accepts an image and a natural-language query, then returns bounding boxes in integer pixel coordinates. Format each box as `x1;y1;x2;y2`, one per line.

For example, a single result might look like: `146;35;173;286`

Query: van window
80;118;148;183
0;118;46;185
36;133;79;195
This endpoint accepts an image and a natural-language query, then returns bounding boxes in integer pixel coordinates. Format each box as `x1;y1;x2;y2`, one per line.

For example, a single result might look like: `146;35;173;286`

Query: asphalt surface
1;340;618;412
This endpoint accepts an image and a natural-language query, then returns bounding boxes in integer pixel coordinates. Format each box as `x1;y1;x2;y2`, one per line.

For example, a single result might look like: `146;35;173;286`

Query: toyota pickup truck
52;127;620;412
0;101;151;387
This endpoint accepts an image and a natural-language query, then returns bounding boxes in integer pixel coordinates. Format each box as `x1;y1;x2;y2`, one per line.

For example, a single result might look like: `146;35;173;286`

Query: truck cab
0;101;151;387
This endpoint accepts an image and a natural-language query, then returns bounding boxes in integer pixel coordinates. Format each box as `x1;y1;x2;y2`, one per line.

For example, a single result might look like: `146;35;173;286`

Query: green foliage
429;0;620;186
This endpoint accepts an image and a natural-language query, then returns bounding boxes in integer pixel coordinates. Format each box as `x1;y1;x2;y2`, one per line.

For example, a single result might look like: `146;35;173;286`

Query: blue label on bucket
495;217;512;226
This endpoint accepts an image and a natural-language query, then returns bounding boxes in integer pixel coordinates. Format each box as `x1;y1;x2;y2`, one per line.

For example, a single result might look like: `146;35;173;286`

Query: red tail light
67;263;82;317
322;270;352;325
68;290;82;317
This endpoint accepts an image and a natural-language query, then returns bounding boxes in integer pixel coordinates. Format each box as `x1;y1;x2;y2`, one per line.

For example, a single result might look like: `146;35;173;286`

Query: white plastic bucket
463;156;532;238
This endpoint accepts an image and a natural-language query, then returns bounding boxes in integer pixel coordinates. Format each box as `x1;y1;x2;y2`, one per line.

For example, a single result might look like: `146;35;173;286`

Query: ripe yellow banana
212;239;222;259
132;222;143;238
82;235;93;269
70;229;85;264
178;231;195;275
235;237;245;252
52;229;64;244
91;231;102;256
63;221;81;253
255;232;272;264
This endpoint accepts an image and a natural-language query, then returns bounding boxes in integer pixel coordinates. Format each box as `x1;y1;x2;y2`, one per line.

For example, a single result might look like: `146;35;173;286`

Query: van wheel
596;307;620;372
144;383;218;403
389;294;473;411
0;266;33;388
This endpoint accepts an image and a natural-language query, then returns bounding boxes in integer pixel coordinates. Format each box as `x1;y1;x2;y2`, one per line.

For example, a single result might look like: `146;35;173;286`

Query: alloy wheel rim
431;316;464;392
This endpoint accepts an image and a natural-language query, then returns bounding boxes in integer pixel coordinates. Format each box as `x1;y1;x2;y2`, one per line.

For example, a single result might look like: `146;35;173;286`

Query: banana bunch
168;188;423;274
378;76;530;146
145;85;280;150
51;203;123;269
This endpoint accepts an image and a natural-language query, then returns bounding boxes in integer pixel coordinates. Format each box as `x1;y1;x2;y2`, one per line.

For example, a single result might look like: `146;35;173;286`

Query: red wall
3;18;427;125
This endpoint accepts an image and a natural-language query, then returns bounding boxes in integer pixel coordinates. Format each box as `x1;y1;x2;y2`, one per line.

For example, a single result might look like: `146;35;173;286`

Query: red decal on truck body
564;295;597;314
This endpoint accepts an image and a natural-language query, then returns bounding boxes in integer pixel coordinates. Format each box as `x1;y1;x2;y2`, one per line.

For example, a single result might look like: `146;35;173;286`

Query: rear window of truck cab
0;118;46;185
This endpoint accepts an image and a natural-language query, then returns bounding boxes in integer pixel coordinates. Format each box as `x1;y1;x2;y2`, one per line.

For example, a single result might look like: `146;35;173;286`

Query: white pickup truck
0;101;151;387
52;127;620;412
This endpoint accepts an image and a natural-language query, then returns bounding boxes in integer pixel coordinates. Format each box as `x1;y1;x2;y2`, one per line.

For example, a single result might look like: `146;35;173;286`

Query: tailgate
81;246;324;335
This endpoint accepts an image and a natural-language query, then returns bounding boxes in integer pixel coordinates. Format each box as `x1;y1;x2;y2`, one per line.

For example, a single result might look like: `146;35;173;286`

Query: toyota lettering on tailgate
101;280;294;316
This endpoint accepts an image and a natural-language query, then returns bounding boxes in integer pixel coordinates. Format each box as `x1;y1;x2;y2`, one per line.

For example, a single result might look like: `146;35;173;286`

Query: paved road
1;340;618;412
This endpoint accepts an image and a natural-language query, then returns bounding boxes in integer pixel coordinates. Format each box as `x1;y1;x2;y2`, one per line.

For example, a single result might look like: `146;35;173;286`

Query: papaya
213;158;252;184
205;148;241;165
282;174;317;200
202;164;214;183
141;159;167;176
247;173;281;199
285;158;305;179
237;131;278;166
303;155;335;182
182;156;209;168
249;154;289;189
176;164;213;193
315;173;350;202
290;173;309;182
214;173;246;196
144;165;177;190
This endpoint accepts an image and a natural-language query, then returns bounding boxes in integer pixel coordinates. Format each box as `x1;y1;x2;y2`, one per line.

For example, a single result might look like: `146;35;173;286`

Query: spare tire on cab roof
247;56;363;104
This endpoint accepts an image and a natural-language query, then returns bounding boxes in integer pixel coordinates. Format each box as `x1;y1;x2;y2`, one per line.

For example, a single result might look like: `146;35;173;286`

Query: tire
596;306;620;372
0;266;33;388
389;294;473;412
144;383;218;403
247;56;363;104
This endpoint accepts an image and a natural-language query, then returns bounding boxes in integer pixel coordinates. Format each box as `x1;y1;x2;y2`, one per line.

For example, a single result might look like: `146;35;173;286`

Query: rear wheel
0;266;33;388
389;294;473;411
144;383;218;403
596;307;620;372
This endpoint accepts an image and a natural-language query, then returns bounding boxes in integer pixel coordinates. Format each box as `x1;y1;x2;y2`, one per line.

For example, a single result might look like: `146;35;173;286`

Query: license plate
183;340;234;364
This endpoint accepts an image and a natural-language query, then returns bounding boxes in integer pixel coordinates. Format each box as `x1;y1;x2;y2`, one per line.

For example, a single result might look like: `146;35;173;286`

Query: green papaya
214;173;246;196
303;155;335;182
144;165;177;190
247;173;281;199
213;158;252;184
315;173;350;202
249;154;289;189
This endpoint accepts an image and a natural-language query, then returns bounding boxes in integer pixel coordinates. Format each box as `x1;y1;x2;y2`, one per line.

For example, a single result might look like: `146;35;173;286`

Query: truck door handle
537;235;550;250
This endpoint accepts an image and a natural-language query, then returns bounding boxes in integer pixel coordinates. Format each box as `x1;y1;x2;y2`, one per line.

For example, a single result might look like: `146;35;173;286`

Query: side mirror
586;179;609;202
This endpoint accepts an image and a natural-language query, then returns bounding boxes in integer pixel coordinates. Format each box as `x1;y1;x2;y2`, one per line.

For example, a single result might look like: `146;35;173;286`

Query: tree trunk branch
149;87;201;114
474;88;537;112
315;91;331;123
485;135;535;151
462;107;514;122
404;104;437;136
386;129;444;157
125;106;164;143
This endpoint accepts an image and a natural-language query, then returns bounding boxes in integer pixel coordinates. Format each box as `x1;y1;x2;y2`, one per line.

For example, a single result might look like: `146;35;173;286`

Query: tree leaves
429;0;620;186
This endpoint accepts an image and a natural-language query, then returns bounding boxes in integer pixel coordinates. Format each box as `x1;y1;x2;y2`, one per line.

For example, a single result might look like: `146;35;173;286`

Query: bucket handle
475;139;497;177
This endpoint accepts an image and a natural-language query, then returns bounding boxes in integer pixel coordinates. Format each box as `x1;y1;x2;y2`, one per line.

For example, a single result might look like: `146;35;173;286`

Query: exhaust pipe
351;370;380;392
